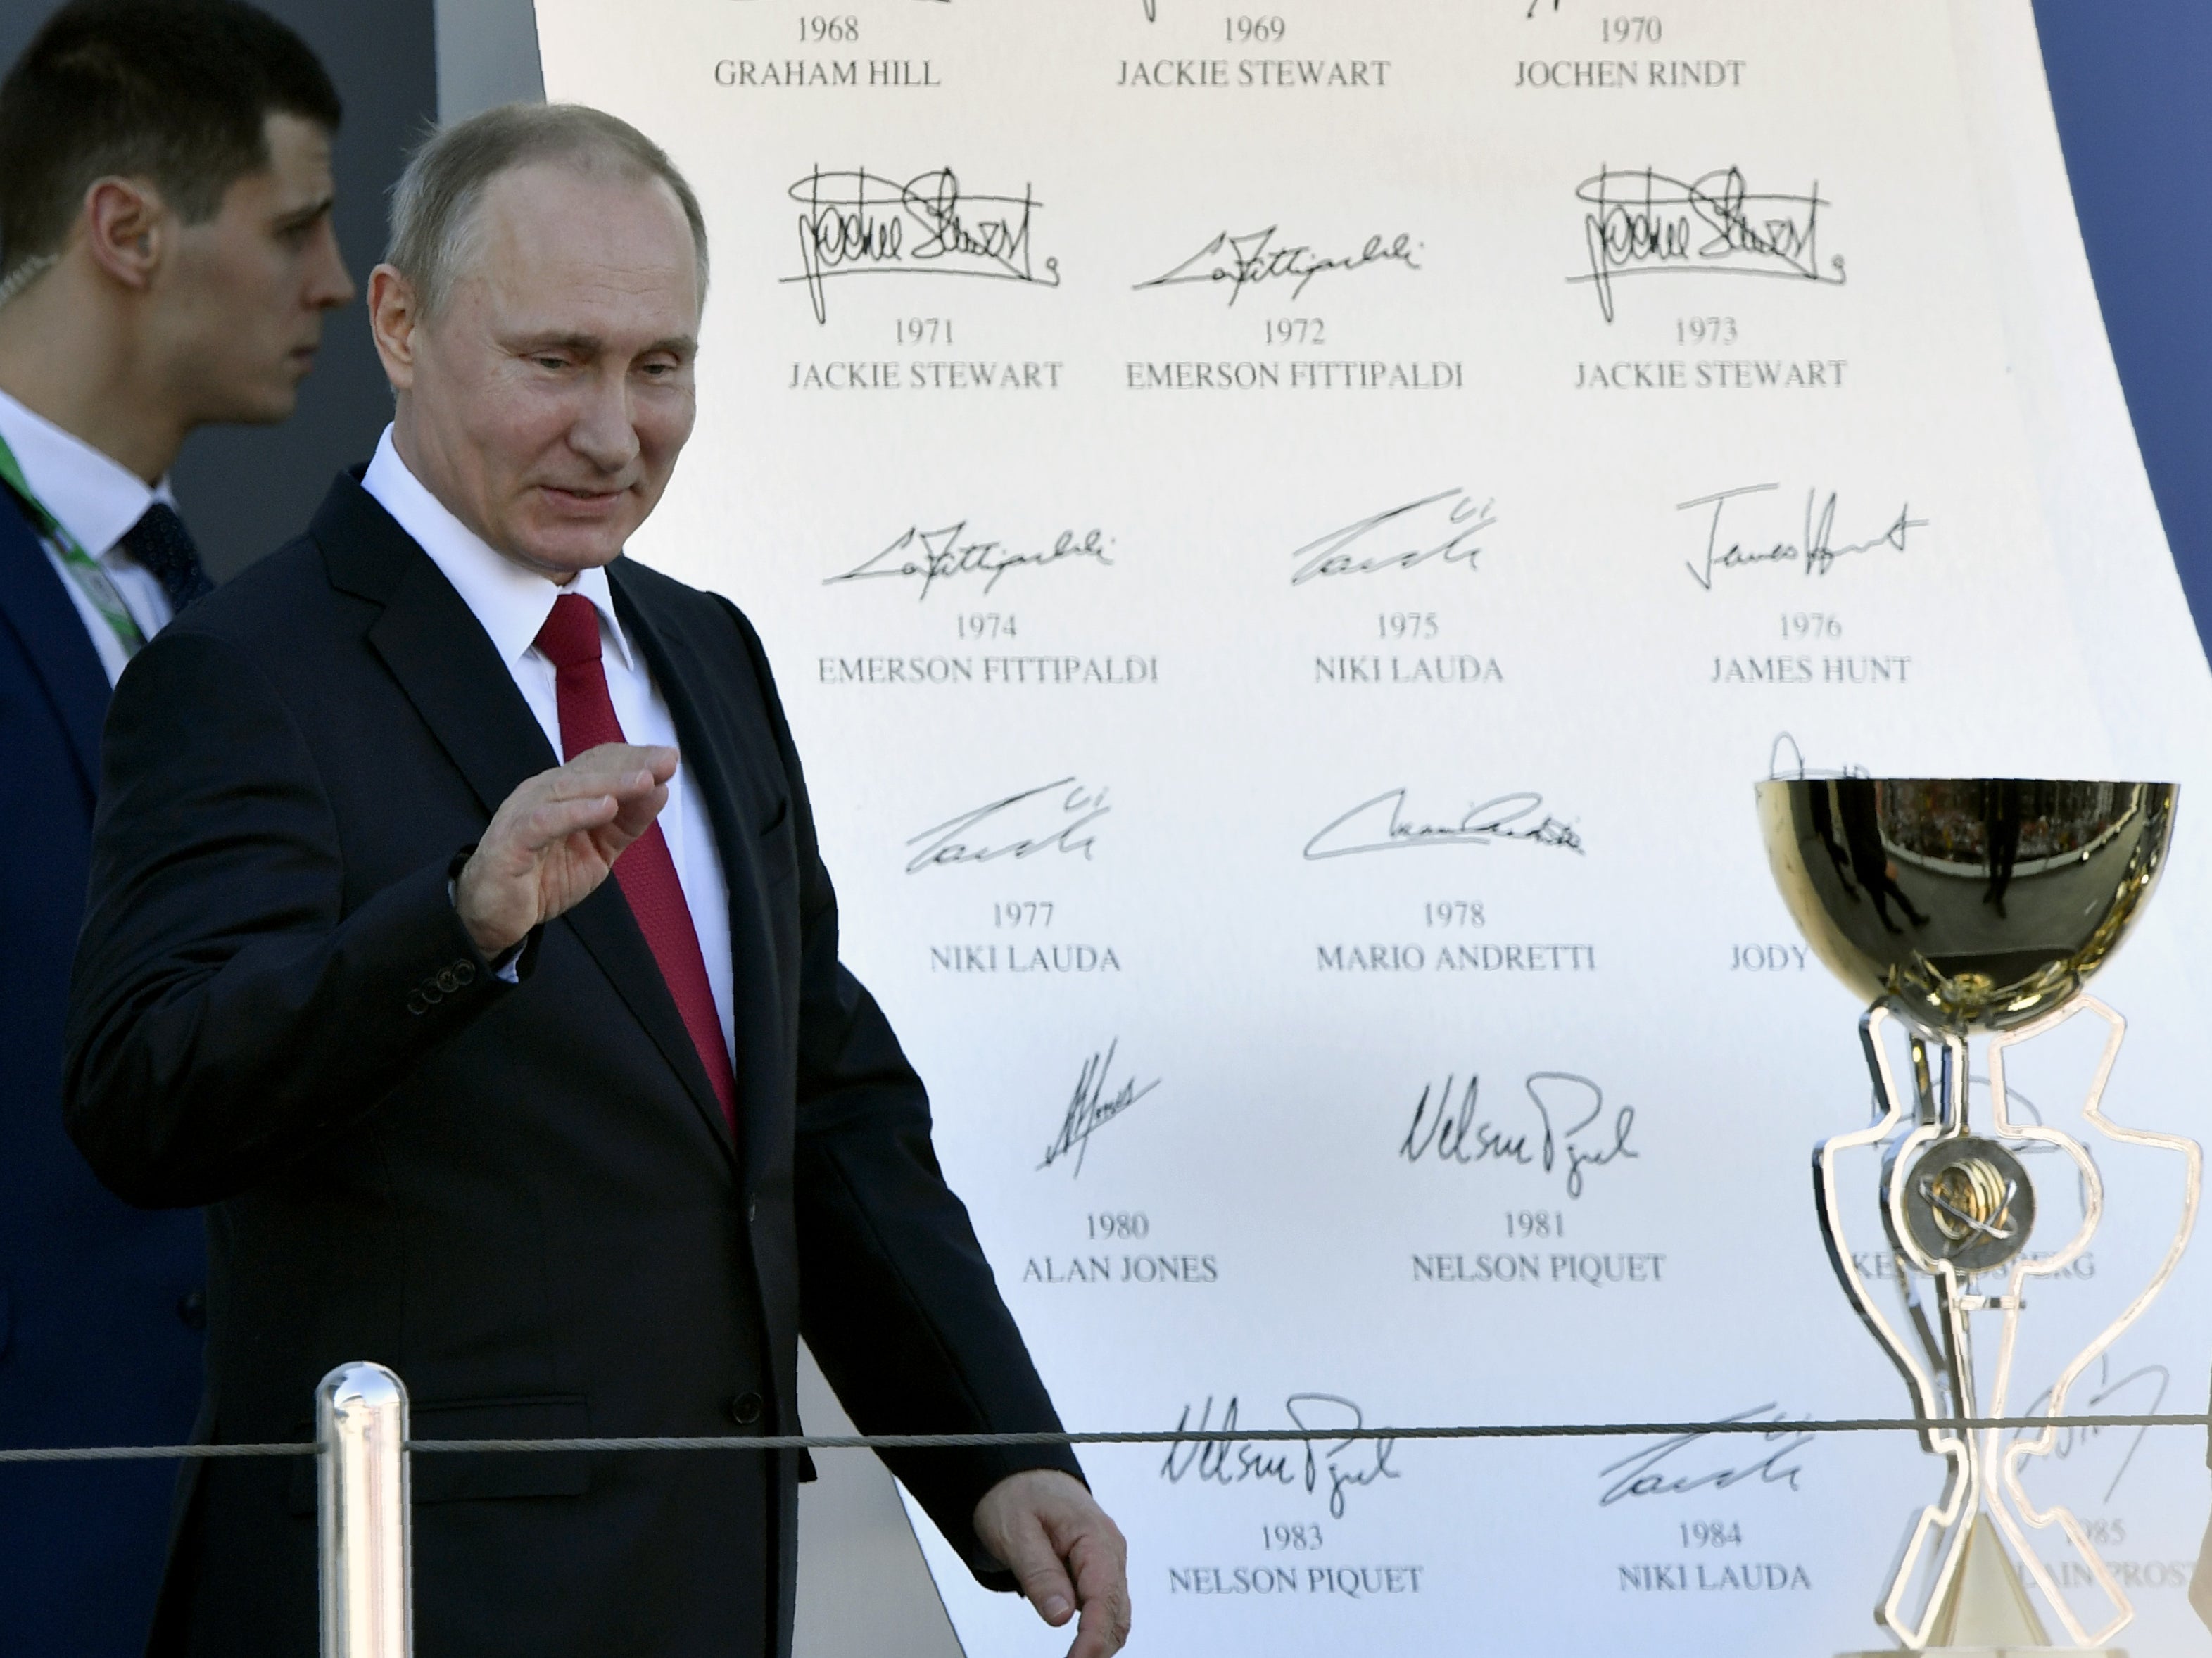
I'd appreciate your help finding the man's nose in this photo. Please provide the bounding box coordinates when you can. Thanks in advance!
[569,372,641,472]
[307,220,355,312]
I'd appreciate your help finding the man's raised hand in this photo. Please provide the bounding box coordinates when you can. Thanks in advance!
[455,742,677,956]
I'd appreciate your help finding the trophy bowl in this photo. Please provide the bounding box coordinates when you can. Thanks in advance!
[1756,778,2175,1034]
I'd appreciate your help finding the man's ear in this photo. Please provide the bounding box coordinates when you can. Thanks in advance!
[367,264,421,391]
[81,176,168,291]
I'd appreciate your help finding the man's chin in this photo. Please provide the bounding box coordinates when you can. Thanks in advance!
[203,383,303,427]
[502,531,627,580]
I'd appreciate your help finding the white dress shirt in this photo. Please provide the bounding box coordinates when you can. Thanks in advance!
[362,424,736,1061]
[0,385,176,684]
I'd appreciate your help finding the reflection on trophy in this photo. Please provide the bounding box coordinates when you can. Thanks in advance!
[1757,779,2198,1655]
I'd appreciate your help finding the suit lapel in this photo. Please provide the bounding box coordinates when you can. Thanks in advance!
[612,563,784,1173]
[314,474,736,1163]
[0,488,110,804]
[560,861,739,1163]
[359,544,555,818]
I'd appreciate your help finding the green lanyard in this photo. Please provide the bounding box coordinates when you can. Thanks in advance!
[0,428,146,656]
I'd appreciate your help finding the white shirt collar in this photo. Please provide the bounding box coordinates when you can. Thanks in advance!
[0,384,175,558]
[360,424,633,672]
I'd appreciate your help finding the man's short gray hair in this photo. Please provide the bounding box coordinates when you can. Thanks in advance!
[386,102,708,319]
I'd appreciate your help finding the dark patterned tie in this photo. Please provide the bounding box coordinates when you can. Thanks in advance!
[120,502,213,616]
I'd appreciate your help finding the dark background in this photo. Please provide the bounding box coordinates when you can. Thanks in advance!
[0,2,2204,627]
[0,0,435,581]
[2034,3,2212,647]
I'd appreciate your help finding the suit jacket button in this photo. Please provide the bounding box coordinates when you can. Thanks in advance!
[727,1391,764,1426]
[747,1199,758,1224]
[176,1290,207,1331]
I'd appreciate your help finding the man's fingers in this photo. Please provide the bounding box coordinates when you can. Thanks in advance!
[1068,1590,1132,1658]
[505,762,664,848]
[971,1471,1127,1657]
[608,780,671,841]
[563,741,678,786]
[543,764,659,806]
[459,749,674,957]
[1064,1522,1129,1605]
[1061,1522,1131,1658]
[998,1514,1079,1628]
[1018,1559,1078,1628]
[517,791,621,853]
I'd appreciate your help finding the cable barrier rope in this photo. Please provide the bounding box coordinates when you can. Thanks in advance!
[5,1412,2211,1465]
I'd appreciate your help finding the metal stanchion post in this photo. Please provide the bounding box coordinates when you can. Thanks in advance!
[316,1362,413,1658]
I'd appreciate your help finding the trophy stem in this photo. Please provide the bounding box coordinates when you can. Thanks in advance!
[1909,1034,1943,1128]
[1815,1006,1976,1648]
[1816,999,2189,1654]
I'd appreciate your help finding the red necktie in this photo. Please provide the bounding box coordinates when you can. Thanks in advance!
[533,593,736,1129]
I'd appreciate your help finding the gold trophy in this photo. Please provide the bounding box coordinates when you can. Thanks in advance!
[1757,778,2197,1655]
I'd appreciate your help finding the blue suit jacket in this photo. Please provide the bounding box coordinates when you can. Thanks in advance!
[0,488,205,1657]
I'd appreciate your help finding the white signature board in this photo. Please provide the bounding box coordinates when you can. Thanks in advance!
[533,3,2212,1652]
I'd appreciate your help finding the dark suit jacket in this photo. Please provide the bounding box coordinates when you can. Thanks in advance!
[0,488,206,1657]
[64,472,1077,1658]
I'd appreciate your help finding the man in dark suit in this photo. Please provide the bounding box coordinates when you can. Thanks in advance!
[0,6,352,1652]
[65,102,1129,1658]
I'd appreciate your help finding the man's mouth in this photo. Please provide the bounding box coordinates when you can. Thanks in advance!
[539,484,627,513]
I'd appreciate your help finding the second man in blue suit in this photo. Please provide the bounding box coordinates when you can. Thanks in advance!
[0,4,354,1652]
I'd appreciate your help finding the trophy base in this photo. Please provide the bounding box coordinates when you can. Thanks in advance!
[1838,1649,2125,1657]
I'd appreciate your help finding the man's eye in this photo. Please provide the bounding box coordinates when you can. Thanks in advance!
[533,356,569,372]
